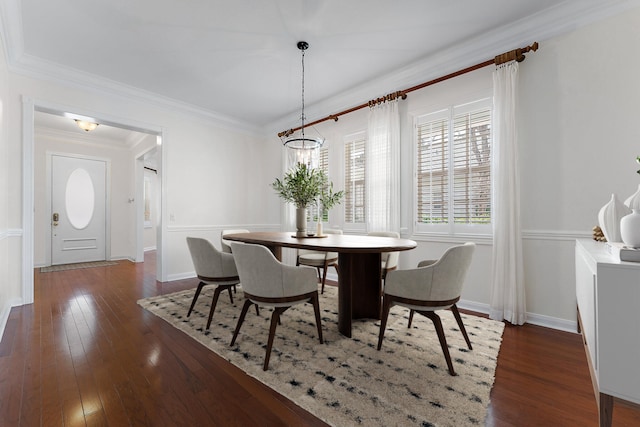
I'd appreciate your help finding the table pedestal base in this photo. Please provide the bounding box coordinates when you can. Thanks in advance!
[338,252,382,337]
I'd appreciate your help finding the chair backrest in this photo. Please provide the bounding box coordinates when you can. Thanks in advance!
[298,228,343,258]
[231,242,317,298]
[186,237,238,279]
[367,231,400,268]
[427,242,475,300]
[387,242,475,302]
[220,229,250,253]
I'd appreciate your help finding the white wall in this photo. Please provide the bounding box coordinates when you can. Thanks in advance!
[0,31,13,335]
[2,6,640,339]
[0,50,282,320]
[311,8,640,331]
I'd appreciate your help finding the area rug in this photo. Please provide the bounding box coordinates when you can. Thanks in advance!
[138,286,504,426]
[40,261,119,273]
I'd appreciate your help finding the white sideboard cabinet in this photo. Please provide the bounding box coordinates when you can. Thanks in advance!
[575,239,640,426]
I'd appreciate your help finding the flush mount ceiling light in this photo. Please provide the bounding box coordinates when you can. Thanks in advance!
[74,119,99,132]
[280,41,324,151]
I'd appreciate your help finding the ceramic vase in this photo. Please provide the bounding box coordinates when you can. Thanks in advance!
[621,185,640,248]
[316,221,323,237]
[620,209,640,248]
[295,207,307,237]
[598,193,629,243]
[624,184,640,210]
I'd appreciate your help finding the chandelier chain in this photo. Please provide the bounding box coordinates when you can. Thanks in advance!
[301,46,305,140]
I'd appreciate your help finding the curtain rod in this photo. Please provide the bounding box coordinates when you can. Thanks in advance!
[278,42,538,138]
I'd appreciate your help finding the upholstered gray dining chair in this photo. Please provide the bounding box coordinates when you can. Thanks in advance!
[296,228,342,293]
[229,242,323,371]
[186,237,241,330]
[220,229,249,294]
[220,229,250,253]
[377,242,476,376]
[367,231,400,280]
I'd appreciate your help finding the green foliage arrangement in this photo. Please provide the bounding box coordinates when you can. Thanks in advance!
[271,163,326,209]
[319,181,345,215]
[271,163,345,213]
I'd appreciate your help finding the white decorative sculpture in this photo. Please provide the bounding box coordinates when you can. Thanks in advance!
[621,185,640,248]
[598,193,629,243]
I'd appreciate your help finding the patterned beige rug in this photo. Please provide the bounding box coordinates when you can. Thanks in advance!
[138,285,504,426]
[40,261,119,273]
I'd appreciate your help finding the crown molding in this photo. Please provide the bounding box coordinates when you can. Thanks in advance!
[0,0,265,138]
[267,0,640,135]
[4,0,640,139]
[0,0,23,65]
[11,53,265,137]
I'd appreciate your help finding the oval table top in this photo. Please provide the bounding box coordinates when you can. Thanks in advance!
[223,231,417,253]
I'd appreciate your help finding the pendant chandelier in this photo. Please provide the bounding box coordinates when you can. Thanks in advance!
[281,41,324,153]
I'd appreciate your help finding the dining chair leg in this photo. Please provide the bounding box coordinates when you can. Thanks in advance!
[408,310,415,328]
[206,286,225,330]
[227,286,234,305]
[230,299,253,346]
[320,260,329,294]
[310,293,324,344]
[450,304,472,350]
[187,281,205,317]
[264,306,289,371]
[422,310,456,376]
[377,295,393,350]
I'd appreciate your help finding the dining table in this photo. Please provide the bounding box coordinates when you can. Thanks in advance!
[223,231,417,337]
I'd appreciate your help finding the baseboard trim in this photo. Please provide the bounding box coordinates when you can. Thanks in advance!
[457,299,578,333]
[168,272,197,282]
[0,298,23,342]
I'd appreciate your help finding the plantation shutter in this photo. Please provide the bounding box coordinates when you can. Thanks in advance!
[416,98,492,229]
[344,135,366,224]
[452,108,491,224]
[416,115,449,224]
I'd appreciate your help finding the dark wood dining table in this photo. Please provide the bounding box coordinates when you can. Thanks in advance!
[223,231,417,337]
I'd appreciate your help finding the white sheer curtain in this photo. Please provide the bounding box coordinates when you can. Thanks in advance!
[489,61,526,325]
[366,100,400,232]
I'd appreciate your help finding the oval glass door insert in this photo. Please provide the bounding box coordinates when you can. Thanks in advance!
[65,168,95,229]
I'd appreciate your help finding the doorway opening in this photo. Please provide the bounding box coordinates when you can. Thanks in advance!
[21,98,166,304]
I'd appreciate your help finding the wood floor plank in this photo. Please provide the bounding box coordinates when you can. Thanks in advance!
[2,251,639,426]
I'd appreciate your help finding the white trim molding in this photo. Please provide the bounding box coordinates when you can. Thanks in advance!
[167,224,281,233]
[458,299,578,333]
[0,229,23,239]
[0,298,22,342]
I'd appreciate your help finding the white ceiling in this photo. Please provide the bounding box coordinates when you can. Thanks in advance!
[2,0,637,135]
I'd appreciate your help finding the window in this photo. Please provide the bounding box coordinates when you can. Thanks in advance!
[415,98,492,233]
[308,147,329,222]
[344,132,366,224]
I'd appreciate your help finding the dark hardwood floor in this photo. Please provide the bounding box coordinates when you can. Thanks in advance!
[1,252,639,426]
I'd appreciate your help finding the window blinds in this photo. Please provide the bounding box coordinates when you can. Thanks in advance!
[416,99,492,227]
[344,135,366,223]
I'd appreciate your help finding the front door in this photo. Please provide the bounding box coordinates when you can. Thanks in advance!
[51,155,107,265]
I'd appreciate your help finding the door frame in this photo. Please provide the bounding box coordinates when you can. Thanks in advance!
[45,152,112,267]
[134,145,159,263]
[21,96,168,305]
